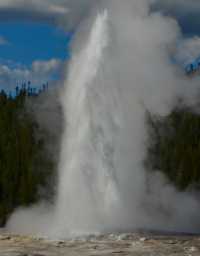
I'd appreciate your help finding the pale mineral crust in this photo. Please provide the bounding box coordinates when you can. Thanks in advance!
[0,232,200,256]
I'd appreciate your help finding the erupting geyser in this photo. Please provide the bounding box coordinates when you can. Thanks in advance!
[54,0,200,236]
[6,0,200,237]
[55,10,122,236]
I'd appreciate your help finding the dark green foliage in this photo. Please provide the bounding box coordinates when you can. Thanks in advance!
[146,100,200,191]
[0,89,54,226]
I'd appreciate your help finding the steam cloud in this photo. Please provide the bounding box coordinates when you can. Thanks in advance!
[5,0,200,237]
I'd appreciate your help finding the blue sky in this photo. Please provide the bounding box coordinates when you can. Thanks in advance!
[0,21,72,91]
[0,21,71,66]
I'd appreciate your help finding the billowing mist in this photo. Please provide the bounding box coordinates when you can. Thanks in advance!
[5,0,200,237]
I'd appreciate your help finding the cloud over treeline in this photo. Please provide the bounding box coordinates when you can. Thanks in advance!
[0,58,63,91]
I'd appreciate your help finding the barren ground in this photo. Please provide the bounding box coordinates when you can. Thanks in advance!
[0,232,200,256]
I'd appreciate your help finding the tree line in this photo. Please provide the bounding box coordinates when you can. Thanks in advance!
[0,86,54,226]
[1,84,200,226]
[145,99,200,191]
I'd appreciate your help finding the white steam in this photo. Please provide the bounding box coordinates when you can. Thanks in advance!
[176,37,200,66]
[6,0,200,237]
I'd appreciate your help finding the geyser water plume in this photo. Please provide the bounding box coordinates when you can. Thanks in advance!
[55,10,122,236]
[6,0,200,237]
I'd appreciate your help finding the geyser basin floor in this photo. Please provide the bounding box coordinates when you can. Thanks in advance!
[0,232,200,256]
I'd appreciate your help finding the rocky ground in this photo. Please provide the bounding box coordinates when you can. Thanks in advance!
[0,232,200,256]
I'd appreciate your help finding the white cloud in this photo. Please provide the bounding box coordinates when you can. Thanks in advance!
[0,36,9,45]
[0,58,63,91]
[0,0,68,15]
[32,59,62,75]
[153,0,200,16]
[0,0,96,28]
[0,0,199,27]
[175,37,200,66]
[155,0,200,10]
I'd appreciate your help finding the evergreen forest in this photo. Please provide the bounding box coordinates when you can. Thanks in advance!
[1,84,200,226]
[0,87,54,226]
